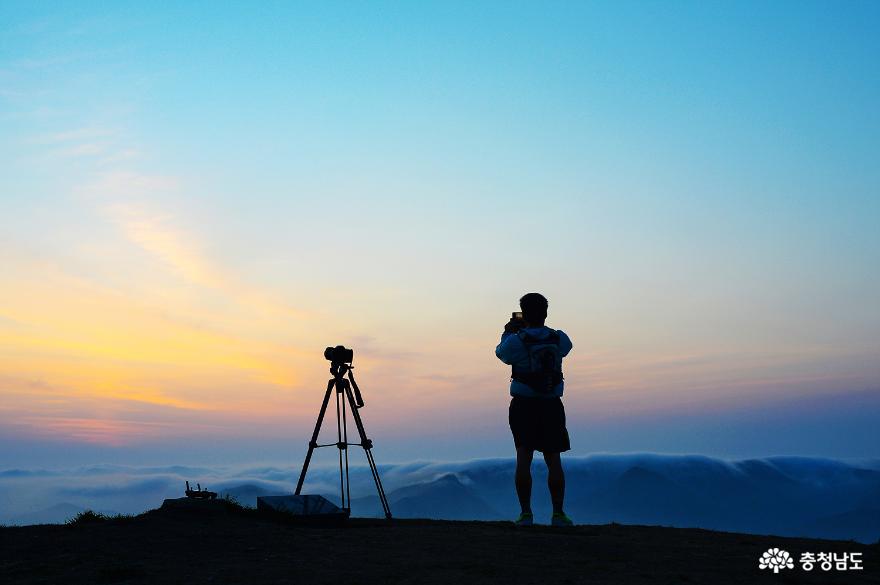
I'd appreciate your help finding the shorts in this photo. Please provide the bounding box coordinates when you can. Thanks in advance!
[508,395,571,453]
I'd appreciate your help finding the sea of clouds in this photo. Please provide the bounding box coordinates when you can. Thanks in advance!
[2,454,878,543]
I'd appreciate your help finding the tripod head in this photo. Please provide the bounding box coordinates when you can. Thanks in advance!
[329,360,350,378]
[326,347,364,409]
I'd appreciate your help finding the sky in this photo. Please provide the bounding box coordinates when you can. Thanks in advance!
[1,1,878,469]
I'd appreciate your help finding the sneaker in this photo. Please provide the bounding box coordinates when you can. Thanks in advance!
[514,512,534,526]
[551,512,574,527]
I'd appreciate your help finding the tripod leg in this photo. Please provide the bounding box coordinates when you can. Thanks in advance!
[335,381,345,509]
[295,378,335,495]
[341,380,352,512]
[344,384,393,519]
[364,448,392,519]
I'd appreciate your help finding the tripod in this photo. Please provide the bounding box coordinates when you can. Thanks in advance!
[295,361,392,519]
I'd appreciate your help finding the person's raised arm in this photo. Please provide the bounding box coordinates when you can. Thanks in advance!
[495,320,520,364]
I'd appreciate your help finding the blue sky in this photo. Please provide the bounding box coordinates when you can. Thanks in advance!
[1,1,878,467]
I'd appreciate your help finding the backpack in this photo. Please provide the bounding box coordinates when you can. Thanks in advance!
[511,329,564,394]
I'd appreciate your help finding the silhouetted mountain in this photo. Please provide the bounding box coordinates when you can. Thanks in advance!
[337,473,502,520]
[800,508,880,544]
[3,454,878,542]
[324,454,880,542]
[9,503,85,525]
[390,473,501,520]
[440,455,880,542]
[581,465,714,527]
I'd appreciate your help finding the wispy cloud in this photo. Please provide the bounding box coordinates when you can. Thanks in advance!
[58,142,108,158]
[9,54,82,70]
[0,204,308,445]
[78,170,307,324]
[17,417,175,446]
[29,126,118,145]
[0,374,218,445]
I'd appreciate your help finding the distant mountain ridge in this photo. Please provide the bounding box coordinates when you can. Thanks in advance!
[341,472,501,520]
[8,503,86,525]
[7,503,121,525]
[310,455,880,543]
[2,454,878,542]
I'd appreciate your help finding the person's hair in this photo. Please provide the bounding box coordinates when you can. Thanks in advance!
[519,292,548,323]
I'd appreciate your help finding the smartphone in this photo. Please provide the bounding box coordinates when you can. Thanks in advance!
[512,311,523,321]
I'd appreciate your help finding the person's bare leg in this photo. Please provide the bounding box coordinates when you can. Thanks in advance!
[515,448,534,514]
[543,451,565,514]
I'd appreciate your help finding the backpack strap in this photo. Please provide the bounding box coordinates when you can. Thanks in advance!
[518,329,560,346]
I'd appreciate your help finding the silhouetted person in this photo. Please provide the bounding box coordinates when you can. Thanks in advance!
[495,292,573,526]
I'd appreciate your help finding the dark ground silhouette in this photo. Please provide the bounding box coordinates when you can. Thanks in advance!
[1,503,876,584]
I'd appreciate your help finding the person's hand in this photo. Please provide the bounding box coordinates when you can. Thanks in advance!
[504,319,523,334]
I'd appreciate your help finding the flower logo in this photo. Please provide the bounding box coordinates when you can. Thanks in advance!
[759,548,794,573]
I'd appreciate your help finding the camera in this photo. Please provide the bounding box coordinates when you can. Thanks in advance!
[509,311,526,332]
[324,345,354,364]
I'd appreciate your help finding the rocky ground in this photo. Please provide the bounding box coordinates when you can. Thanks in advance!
[1,501,876,584]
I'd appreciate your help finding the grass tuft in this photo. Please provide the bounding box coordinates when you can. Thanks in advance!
[222,494,260,518]
[66,510,137,526]
[67,510,108,525]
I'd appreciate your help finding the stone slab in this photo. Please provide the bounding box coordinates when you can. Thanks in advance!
[256,495,349,519]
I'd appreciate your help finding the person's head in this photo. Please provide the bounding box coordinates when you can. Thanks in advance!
[519,292,548,326]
